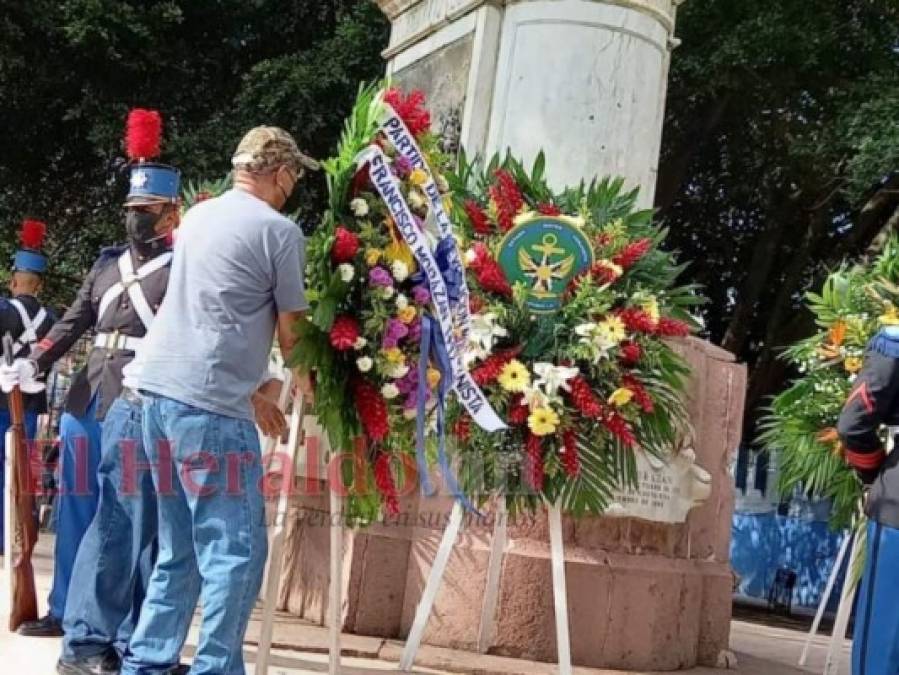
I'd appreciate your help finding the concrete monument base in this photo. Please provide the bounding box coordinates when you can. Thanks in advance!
[275,338,745,670]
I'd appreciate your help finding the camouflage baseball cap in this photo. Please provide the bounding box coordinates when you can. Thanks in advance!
[231,126,320,174]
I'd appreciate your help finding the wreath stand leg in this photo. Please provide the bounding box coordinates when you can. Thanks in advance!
[477,498,508,653]
[255,377,297,675]
[799,530,851,667]
[547,502,573,675]
[824,529,862,675]
[328,474,344,675]
[400,500,465,671]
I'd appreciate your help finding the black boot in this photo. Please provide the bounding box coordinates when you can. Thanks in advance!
[17,613,63,637]
[56,648,121,675]
[164,666,190,675]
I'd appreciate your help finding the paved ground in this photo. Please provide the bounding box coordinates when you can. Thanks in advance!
[1,536,851,674]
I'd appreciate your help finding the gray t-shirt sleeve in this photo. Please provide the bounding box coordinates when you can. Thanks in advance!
[273,227,308,313]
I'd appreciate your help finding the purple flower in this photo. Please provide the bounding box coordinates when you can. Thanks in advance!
[407,316,422,343]
[393,155,413,178]
[369,266,393,288]
[396,369,419,395]
[412,285,431,305]
[382,318,409,349]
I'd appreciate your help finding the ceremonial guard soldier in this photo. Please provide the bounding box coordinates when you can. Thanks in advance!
[0,219,55,553]
[1,109,180,640]
[837,325,899,675]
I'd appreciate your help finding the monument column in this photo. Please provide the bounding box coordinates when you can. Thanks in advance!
[377,0,685,205]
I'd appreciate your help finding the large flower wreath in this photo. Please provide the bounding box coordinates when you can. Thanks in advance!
[759,238,899,530]
[295,85,700,522]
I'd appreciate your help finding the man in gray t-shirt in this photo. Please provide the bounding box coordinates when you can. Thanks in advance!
[122,127,318,675]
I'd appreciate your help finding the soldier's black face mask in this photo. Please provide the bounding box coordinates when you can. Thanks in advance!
[125,209,164,245]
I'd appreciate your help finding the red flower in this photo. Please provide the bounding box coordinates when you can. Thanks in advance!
[353,379,390,442]
[374,452,400,516]
[603,412,636,447]
[612,238,652,270]
[622,374,654,413]
[507,395,530,425]
[469,294,486,314]
[590,261,621,286]
[468,242,491,273]
[331,227,359,264]
[453,416,471,442]
[464,200,492,236]
[656,317,690,337]
[619,341,642,366]
[617,307,657,334]
[567,376,605,419]
[595,232,614,248]
[524,433,545,491]
[537,202,562,216]
[472,350,517,386]
[561,429,580,477]
[477,260,512,297]
[329,315,360,351]
[489,170,524,231]
[351,163,371,196]
[384,88,431,138]
[195,191,212,203]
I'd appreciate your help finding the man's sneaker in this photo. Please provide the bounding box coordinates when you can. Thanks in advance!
[17,613,63,637]
[164,666,190,675]
[56,649,121,675]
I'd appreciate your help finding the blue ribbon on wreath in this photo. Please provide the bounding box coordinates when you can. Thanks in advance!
[412,236,478,513]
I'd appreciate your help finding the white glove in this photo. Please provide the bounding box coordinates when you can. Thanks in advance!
[0,359,44,394]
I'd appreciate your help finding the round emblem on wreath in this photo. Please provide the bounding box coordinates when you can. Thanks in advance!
[497,216,594,313]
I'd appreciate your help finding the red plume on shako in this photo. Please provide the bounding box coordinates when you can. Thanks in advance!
[126,109,162,161]
[19,219,47,251]
[13,219,49,274]
[123,108,180,207]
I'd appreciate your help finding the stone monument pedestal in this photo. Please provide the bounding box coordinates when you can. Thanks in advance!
[276,339,745,670]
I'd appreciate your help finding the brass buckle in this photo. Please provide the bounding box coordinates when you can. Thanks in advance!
[106,330,120,350]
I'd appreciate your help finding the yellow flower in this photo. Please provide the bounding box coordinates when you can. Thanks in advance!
[383,348,405,364]
[365,249,382,266]
[498,359,531,393]
[608,388,634,407]
[398,306,417,324]
[409,168,428,186]
[880,304,899,326]
[528,407,560,436]
[642,296,660,323]
[427,367,441,389]
[597,315,627,344]
[443,195,453,213]
[844,356,863,374]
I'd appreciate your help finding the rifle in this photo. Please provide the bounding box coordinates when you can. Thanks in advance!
[4,333,38,631]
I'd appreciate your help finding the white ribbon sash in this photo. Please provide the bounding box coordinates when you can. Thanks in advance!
[358,146,506,433]
[379,107,473,349]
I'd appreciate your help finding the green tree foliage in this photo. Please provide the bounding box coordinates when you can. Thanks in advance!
[0,0,387,307]
[660,0,899,436]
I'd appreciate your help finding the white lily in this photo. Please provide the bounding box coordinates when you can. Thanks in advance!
[469,313,508,356]
[575,322,616,361]
[533,362,580,398]
[521,385,551,411]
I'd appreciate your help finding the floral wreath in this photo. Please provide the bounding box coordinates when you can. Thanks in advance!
[295,85,700,523]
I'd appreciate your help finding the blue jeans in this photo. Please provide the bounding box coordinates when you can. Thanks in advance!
[122,393,267,675]
[63,396,157,660]
[0,409,39,555]
[853,520,899,675]
[49,397,103,620]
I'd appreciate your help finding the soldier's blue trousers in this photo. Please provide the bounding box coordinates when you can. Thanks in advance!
[62,396,157,659]
[48,397,102,620]
[853,520,899,675]
[0,409,39,555]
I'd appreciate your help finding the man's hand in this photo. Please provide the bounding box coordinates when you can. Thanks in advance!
[0,359,43,394]
[252,379,287,438]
